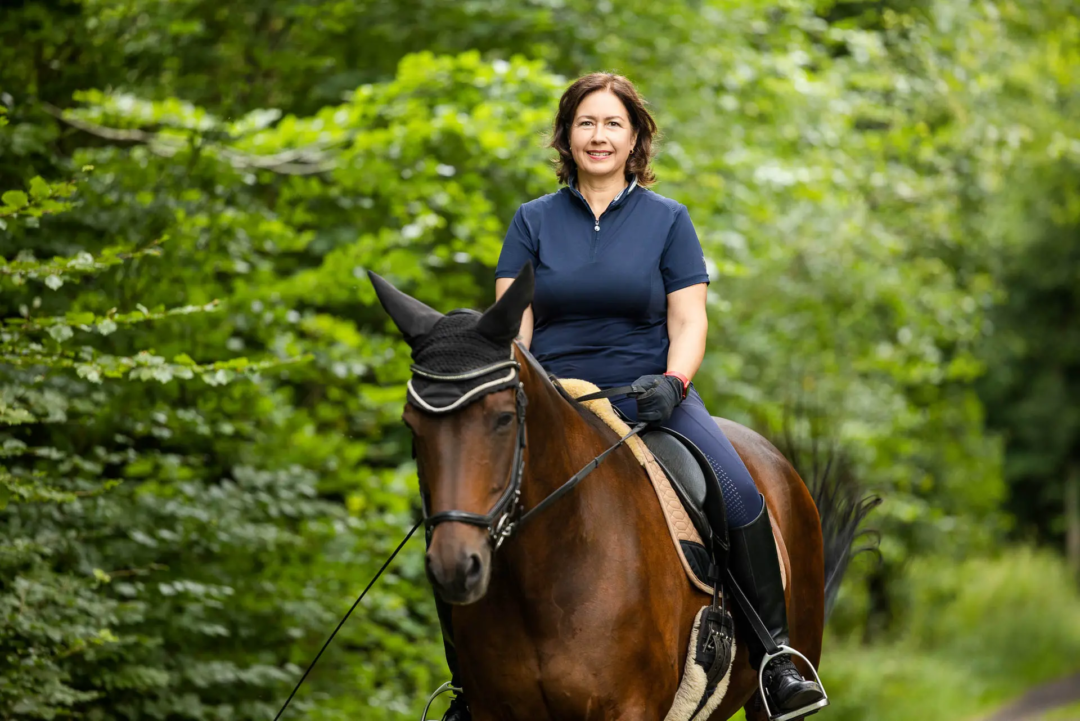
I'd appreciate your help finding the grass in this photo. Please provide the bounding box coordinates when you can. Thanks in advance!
[1042,700,1080,720]
[814,547,1080,721]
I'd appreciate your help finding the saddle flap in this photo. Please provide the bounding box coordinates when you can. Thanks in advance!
[644,426,730,559]
[642,431,711,542]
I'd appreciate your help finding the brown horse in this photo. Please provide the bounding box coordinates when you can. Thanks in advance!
[372,266,868,721]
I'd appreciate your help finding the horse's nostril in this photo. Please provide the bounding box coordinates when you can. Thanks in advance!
[463,553,483,587]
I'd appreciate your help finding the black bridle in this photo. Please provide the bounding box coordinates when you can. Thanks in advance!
[411,356,645,551]
[419,369,529,550]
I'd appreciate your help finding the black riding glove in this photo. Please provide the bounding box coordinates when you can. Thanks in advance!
[631,374,685,424]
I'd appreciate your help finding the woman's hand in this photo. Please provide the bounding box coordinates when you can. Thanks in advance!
[631,374,685,423]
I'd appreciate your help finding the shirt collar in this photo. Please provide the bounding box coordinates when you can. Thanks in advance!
[569,173,638,205]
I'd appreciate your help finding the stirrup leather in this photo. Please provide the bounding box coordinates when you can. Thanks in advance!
[758,646,829,721]
[421,681,462,721]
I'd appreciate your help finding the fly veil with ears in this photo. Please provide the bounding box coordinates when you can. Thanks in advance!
[368,264,535,548]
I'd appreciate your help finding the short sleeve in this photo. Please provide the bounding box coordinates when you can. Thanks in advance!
[661,204,710,293]
[495,206,538,279]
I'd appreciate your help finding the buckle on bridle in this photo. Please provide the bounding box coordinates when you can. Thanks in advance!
[491,510,517,551]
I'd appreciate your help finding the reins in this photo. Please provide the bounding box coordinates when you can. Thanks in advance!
[272,518,423,721]
[517,421,646,528]
[274,380,647,719]
[414,353,648,552]
[516,382,647,529]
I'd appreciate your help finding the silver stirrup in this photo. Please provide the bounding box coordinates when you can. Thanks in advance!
[758,645,830,721]
[421,681,462,721]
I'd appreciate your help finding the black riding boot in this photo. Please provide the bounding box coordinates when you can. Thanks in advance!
[434,595,471,721]
[729,499,826,720]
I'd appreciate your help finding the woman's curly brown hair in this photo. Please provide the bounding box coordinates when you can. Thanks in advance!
[549,73,660,188]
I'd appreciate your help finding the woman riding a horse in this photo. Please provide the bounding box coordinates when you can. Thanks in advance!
[375,73,833,721]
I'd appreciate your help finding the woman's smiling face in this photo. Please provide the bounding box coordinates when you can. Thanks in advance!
[570,89,637,183]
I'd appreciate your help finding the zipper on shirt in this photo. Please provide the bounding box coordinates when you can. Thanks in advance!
[592,217,600,260]
[568,175,637,259]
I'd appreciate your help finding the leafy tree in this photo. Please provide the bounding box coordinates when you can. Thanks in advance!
[2,0,1080,717]
[0,167,292,717]
[972,0,1080,562]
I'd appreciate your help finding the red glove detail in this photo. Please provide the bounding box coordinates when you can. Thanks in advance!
[664,371,690,399]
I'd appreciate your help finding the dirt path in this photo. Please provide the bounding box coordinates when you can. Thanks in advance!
[981,674,1080,721]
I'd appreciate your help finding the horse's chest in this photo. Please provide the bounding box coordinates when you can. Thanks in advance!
[455,487,690,718]
[457,577,681,720]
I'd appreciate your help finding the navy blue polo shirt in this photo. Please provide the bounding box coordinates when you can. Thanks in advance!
[495,179,710,388]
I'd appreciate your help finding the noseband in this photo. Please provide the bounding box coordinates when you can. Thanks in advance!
[409,352,644,552]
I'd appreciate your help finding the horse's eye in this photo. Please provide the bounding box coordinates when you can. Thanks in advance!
[494,412,515,430]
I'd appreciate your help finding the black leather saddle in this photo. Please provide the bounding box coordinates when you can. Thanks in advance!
[640,426,731,580]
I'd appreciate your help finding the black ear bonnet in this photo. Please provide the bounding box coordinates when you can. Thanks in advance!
[407,310,520,413]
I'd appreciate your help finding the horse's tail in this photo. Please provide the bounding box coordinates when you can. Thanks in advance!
[808,455,881,619]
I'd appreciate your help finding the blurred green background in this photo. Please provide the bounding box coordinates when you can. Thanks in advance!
[2,0,1079,719]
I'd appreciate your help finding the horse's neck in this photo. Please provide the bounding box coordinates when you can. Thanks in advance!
[470,348,659,663]
[522,391,583,502]
[513,346,602,508]
[508,346,641,564]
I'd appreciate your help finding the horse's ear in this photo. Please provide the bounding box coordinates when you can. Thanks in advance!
[477,263,534,345]
[368,271,444,346]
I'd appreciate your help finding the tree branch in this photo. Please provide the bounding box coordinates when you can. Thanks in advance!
[42,103,339,175]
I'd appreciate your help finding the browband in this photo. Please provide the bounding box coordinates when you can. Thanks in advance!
[411,359,520,382]
[407,353,521,414]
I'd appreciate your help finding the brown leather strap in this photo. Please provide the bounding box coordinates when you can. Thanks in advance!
[516,422,647,528]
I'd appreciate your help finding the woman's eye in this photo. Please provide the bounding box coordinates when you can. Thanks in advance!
[494,412,514,430]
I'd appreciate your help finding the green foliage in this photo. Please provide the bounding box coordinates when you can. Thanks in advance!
[2,21,562,717]
[972,6,1080,539]
[0,152,318,718]
[823,548,1080,720]
[0,161,317,716]
[1,0,1078,717]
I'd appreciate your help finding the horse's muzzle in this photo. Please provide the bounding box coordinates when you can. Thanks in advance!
[426,525,492,605]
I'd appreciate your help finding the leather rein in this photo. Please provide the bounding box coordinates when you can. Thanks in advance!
[413,358,646,550]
